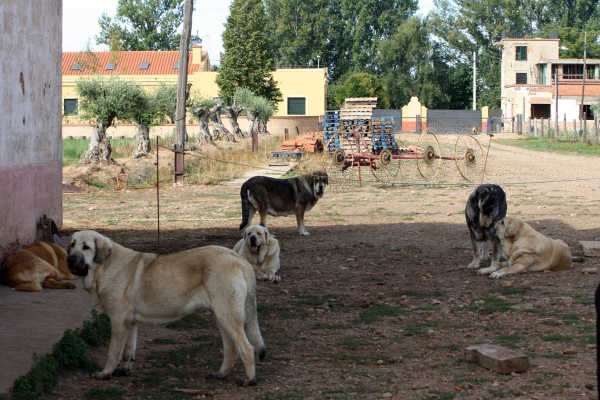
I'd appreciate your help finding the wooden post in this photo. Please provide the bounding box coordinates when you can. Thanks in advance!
[595,116,598,142]
[563,113,567,138]
[252,131,258,153]
[284,128,289,140]
[573,119,577,140]
[174,0,193,185]
[541,118,544,138]
[534,118,537,137]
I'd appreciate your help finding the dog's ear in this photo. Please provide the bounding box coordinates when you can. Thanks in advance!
[489,187,496,193]
[321,171,329,185]
[93,236,113,264]
[502,218,519,238]
[263,227,269,243]
[244,227,249,241]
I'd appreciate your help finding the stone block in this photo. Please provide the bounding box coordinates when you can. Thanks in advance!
[464,344,529,374]
[580,241,600,257]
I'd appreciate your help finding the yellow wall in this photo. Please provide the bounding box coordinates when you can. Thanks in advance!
[62,67,327,122]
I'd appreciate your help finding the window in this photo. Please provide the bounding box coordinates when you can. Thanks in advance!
[173,61,179,70]
[72,62,83,71]
[587,65,595,79]
[140,62,150,70]
[64,99,78,116]
[516,46,527,61]
[106,62,115,70]
[516,72,528,84]
[564,64,583,79]
[287,97,306,115]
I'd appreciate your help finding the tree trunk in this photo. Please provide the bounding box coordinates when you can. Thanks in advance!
[211,112,236,142]
[262,121,270,135]
[80,122,113,164]
[195,108,215,145]
[246,113,258,136]
[224,106,245,138]
[132,124,151,158]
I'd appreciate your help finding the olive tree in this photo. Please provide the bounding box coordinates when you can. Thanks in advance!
[188,94,219,145]
[75,76,144,163]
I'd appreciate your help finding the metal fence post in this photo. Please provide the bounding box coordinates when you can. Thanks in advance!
[416,115,422,134]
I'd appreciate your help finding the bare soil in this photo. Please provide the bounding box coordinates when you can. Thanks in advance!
[23,138,600,399]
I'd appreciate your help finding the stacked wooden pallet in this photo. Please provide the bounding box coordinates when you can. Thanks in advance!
[324,111,340,152]
[339,97,377,120]
[371,116,399,155]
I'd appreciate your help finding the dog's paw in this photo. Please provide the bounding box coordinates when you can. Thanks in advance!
[268,275,281,282]
[477,267,495,275]
[68,283,77,289]
[489,271,503,279]
[467,261,480,269]
[237,378,257,387]
[206,373,227,380]
[298,231,310,236]
[112,368,130,377]
[92,371,111,380]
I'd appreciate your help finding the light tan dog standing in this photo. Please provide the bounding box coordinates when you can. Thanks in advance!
[0,242,77,291]
[234,226,281,282]
[67,230,265,386]
[478,216,572,279]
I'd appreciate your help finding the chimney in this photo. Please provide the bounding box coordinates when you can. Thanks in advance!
[192,44,203,66]
[549,30,559,39]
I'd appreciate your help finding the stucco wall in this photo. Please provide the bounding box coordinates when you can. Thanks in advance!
[0,1,63,248]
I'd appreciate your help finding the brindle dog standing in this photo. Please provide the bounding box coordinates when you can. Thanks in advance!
[465,184,507,270]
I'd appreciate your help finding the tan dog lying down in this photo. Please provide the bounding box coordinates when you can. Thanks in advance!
[234,225,281,282]
[478,216,572,279]
[67,230,265,386]
[0,242,77,291]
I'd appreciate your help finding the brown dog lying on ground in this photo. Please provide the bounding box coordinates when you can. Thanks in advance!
[234,225,281,282]
[478,216,572,279]
[0,242,77,291]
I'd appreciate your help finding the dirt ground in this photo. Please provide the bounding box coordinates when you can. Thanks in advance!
[18,137,600,399]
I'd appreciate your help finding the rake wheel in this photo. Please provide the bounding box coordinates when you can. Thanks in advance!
[324,135,357,192]
[415,132,442,181]
[454,135,485,183]
[371,149,401,183]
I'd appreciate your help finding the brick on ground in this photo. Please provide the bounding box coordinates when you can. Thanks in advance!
[580,241,600,257]
[464,344,529,374]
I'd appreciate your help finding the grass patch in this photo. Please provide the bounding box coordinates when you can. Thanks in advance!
[494,334,522,349]
[165,312,206,330]
[359,305,405,323]
[338,336,370,349]
[496,137,600,157]
[543,334,574,342]
[84,387,125,400]
[497,288,525,296]
[461,296,513,313]
[487,388,509,398]
[403,322,437,336]
[11,311,111,400]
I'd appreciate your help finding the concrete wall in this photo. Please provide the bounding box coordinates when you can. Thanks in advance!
[0,1,63,248]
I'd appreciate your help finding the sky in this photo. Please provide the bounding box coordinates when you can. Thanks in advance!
[63,0,436,64]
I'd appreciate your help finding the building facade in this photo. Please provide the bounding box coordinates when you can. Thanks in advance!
[62,46,328,126]
[495,37,600,123]
[0,0,63,249]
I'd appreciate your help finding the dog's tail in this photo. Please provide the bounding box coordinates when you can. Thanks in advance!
[243,270,266,361]
[239,183,250,232]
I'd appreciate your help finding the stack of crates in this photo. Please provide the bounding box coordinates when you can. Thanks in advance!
[371,116,399,155]
[323,111,340,152]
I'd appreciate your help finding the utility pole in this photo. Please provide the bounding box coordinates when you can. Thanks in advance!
[555,70,559,137]
[580,31,588,122]
[472,51,477,110]
[174,0,194,185]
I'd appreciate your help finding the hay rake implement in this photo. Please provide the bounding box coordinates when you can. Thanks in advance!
[321,130,490,191]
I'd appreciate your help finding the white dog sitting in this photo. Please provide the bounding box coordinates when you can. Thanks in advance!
[234,225,281,282]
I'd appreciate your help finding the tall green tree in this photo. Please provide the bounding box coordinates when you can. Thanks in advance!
[264,0,329,68]
[217,0,283,107]
[96,0,185,51]
[330,72,390,109]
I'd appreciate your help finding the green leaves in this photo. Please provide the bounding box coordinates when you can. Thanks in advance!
[331,72,390,109]
[75,76,177,128]
[95,0,185,51]
[216,0,282,107]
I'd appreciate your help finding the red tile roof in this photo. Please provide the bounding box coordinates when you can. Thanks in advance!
[62,49,207,76]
